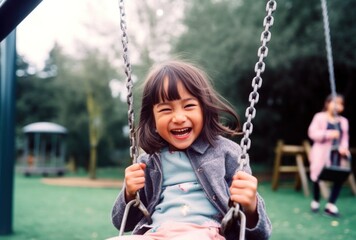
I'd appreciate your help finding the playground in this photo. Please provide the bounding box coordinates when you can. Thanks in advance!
[1,0,356,239]
[0,167,354,240]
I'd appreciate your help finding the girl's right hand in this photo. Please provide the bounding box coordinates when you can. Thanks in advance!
[124,163,146,202]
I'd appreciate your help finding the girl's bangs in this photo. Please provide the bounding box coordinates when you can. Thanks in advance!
[153,69,182,104]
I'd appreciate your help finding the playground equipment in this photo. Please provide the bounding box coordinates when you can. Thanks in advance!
[304,141,356,199]
[0,0,42,41]
[318,0,352,184]
[19,122,67,176]
[1,1,43,234]
[272,140,310,197]
[272,140,356,198]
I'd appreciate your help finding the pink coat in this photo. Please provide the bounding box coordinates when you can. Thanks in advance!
[307,112,349,181]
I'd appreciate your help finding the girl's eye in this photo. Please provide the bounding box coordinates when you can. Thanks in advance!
[185,104,196,109]
[158,108,171,112]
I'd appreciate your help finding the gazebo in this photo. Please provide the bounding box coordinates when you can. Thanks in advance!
[20,122,67,176]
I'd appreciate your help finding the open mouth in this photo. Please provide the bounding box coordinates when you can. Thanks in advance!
[170,127,192,136]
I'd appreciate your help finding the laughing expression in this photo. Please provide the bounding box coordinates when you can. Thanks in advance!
[153,80,203,151]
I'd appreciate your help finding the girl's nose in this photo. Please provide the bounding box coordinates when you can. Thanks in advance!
[172,113,187,123]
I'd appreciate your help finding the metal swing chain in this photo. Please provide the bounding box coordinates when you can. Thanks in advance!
[321,0,336,100]
[221,1,277,239]
[118,0,151,236]
[119,0,138,164]
[238,0,277,171]
[320,0,338,117]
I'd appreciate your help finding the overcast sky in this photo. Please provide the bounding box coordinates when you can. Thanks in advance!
[16,0,129,69]
[16,0,185,70]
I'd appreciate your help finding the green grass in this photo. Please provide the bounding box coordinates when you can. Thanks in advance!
[0,170,121,240]
[260,181,356,240]
[0,169,355,240]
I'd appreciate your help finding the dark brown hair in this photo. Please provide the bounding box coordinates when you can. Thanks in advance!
[137,60,241,154]
[323,93,344,111]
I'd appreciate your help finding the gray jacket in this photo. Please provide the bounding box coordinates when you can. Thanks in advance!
[112,136,272,239]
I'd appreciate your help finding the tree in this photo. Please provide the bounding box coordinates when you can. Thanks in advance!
[174,0,356,163]
[75,46,125,179]
[16,42,130,175]
[16,54,60,151]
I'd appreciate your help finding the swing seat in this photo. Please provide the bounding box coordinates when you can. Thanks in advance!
[319,151,352,184]
[318,146,353,184]
[318,166,351,184]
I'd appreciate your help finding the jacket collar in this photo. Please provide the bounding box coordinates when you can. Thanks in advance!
[189,135,211,155]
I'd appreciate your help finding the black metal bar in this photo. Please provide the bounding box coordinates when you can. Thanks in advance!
[0,30,16,235]
[0,0,43,42]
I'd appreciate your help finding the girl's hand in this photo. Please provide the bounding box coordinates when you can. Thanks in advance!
[338,148,350,157]
[124,163,146,202]
[328,129,340,139]
[229,171,258,215]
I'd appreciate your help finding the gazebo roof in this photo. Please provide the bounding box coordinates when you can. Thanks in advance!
[23,122,67,134]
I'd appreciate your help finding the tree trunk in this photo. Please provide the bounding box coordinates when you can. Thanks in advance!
[86,91,101,180]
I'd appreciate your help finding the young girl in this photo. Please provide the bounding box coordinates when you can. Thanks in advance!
[111,60,272,239]
[308,94,350,217]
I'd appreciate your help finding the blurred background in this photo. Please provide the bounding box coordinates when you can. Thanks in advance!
[1,0,355,239]
[14,0,356,171]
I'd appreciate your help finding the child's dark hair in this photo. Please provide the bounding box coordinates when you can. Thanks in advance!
[323,93,344,111]
[137,60,241,154]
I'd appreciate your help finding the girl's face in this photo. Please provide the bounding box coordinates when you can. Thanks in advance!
[327,96,344,115]
[153,79,203,151]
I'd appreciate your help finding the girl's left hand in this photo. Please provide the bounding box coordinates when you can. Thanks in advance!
[229,171,258,215]
[338,148,350,157]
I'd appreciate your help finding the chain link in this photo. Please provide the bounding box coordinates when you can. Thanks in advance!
[119,0,138,164]
[237,0,277,170]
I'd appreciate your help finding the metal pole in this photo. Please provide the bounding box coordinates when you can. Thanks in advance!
[0,30,16,235]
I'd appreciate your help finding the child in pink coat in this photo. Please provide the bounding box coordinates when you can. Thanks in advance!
[308,94,350,217]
